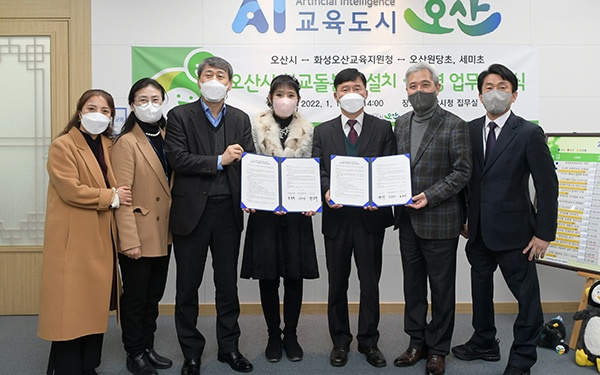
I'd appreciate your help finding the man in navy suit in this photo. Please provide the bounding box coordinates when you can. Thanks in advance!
[165,56,255,374]
[451,64,558,375]
[312,68,396,368]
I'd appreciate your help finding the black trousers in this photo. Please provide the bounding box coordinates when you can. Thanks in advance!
[47,334,103,375]
[398,215,458,356]
[174,197,242,359]
[119,248,171,355]
[466,230,543,370]
[259,278,303,337]
[324,210,384,349]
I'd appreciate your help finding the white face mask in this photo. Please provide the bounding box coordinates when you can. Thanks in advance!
[481,90,513,115]
[134,103,163,123]
[338,93,365,114]
[200,79,228,102]
[80,112,111,135]
[272,98,297,118]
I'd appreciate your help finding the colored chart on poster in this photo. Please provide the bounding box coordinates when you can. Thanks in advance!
[541,134,600,274]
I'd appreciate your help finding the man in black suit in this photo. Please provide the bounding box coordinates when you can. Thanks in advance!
[312,68,396,368]
[393,62,472,375]
[451,63,558,375]
[164,56,255,375]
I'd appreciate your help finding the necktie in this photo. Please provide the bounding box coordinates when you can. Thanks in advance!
[347,119,358,146]
[485,122,497,162]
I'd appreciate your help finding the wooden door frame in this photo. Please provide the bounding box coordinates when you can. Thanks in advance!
[0,0,91,314]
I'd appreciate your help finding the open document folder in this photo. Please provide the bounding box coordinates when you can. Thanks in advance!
[241,152,322,213]
[329,154,412,208]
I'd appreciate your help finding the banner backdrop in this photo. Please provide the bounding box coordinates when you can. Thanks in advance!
[91,0,597,305]
[132,45,538,124]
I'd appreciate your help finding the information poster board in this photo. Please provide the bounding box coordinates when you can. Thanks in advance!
[541,133,600,274]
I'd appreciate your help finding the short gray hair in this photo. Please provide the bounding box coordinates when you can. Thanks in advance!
[196,56,233,80]
[405,62,440,87]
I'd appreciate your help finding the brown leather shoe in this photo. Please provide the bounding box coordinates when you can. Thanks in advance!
[425,354,445,375]
[393,347,428,367]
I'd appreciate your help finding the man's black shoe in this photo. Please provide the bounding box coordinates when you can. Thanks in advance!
[358,346,387,367]
[329,346,348,367]
[126,352,157,375]
[180,358,200,375]
[451,339,501,361]
[217,351,253,372]
[503,365,531,375]
[145,348,173,369]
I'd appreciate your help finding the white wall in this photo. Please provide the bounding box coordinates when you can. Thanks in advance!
[91,0,600,305]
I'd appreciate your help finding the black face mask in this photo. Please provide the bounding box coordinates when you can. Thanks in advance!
[408,91,438,114]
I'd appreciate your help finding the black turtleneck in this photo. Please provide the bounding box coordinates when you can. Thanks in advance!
[79,128,109,187]
[138,121,169,177]
[80,127,101,156]
[273,112,293,148]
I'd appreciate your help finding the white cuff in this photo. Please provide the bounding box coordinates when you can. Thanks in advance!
[110,187,120,209]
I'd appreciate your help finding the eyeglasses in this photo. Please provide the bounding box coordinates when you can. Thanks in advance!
[134,97,162,107]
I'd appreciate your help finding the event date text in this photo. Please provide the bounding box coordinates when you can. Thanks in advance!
[299,99,385,108]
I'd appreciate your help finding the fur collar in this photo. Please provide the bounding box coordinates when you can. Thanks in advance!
[252,110,313,157]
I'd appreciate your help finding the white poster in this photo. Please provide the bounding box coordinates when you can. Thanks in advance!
[133,45,539,126]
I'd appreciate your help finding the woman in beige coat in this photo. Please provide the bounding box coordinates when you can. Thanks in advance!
[38,89,132,375]
[111,78,173,375]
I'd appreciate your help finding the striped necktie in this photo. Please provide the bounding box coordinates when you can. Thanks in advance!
[347,119,358,145]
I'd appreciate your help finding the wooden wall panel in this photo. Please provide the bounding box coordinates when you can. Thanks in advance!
[0,250,43,315]
[0,0,71,18]
[68,0,91,112]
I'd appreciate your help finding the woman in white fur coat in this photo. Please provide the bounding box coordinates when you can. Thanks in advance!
[241,75,319,363]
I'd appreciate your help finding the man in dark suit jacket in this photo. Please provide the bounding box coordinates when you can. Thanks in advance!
[393,62,472,375]
[451,64,558,375]
[312,68,396,369]
[164,56,256,375]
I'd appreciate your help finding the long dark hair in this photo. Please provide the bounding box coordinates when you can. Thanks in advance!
[60,89,115,137]
[119,78,167,137]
